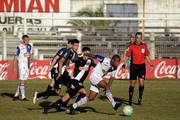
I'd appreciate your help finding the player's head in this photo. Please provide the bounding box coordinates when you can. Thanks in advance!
[71,39,79,52]
[67,39,73,48]
[111,54,120,69]
[135,32,143,44]
[129,33,135,44]
[22,35,29,45]
[82,47,91,60]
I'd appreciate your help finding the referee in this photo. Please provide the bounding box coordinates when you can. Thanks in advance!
[123,32,154,105]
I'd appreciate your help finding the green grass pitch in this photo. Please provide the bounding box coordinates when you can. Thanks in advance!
[0,79,180,120]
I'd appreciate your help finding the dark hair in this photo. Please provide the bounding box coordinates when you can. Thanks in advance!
[71,39,79,44]
[68,39,73,44]
[135,32,142,38]
[22,35,29,39]
[111,54,120,60]
[82,47,91,52]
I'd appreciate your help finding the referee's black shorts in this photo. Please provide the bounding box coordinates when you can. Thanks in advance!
[130,63,146,80]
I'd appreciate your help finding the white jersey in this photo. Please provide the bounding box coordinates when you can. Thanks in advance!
[16,43,32,68]
[16,43,32,80]
[90,55,116,86]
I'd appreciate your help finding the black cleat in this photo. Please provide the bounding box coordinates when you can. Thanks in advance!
[67,105,75,115]
[13,96,19,101]
[22,98,29,101]
[137,98,142,105]
[113,102,122,110]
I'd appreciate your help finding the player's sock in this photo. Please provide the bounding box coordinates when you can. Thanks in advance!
[139,86,144,100]
[75,93,86,102]
[14,85,20,97]
[20,84,25,99]
[72,96,88,109]
[105,89,116,107]
[37,91,47,98]
[129,86,134,104]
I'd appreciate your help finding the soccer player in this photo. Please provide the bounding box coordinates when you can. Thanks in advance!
[123,32,154,105]
[67,55,122,114]
[33,39,79,104]
[43,47,96,113]
[13,35,33,101]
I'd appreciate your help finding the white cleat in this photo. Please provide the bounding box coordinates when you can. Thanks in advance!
[33,92,38,104]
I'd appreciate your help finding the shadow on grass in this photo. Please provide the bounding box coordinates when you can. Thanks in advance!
[98,95,137,105]
[1,92,14,98]
[27,101,52,111]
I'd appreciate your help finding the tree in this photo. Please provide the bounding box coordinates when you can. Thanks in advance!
[67,5,109,26]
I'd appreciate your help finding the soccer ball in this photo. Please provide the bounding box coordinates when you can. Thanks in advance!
[123,105,133,116]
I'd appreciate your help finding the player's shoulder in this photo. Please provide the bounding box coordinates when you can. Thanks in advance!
[27,44,32,49]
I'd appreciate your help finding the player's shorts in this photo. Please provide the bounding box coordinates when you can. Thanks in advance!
[89,72,103,93]
[18,66,29,80]
[130,63,146,80]
[90,72,103,86]
[90,83,100,93]
[54,71,71,90]
[67,80,84,98]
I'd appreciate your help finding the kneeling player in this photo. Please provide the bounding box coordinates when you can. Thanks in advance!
[67,55,121,114]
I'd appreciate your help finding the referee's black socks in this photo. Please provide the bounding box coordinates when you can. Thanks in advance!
[139,86,144,100]
[129,86,134,105]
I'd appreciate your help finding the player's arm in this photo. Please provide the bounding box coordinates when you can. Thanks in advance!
[145,44,154,70]
[13,46,20,72]
[146,56,153,67]
[49,55,60,71]
[13,55,18,72]
[57,57,65,78]
[57,49,70,78]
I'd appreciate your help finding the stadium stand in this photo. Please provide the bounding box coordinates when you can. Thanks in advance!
[0,26,180,59]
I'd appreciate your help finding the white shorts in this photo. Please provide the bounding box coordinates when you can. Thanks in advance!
[90,72,103,85]
[18,66,29,80]
[90,84,100,93]
[89,73,103,93]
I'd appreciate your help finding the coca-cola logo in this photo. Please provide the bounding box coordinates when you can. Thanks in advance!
[154,61,180,79]
[0,63,9,80]
[116,63,129,79]
[29,62,50,79]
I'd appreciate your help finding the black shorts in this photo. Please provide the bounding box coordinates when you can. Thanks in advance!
[54,71,71,89]
[130,63,146,80]
[67,80,84,98]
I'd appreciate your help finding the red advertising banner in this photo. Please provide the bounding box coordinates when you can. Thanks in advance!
[0,59,179,80]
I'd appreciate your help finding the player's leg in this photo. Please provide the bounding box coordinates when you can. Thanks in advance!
[13,83,21,100]
[129,80,137,105]
[97,80,121,110]
[138,78,144,105]
[137,64,146,105]
[19,80,28,100]
[129,64,138,105]
[68,87,98,114]
[75,88,87,102]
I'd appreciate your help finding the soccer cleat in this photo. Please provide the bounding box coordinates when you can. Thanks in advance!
[33,92,38,104]
[66,105,75,115]
[13,96,19,101]
[22,98,29,101]
[137,98,142,105]
[113,102,122,110]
